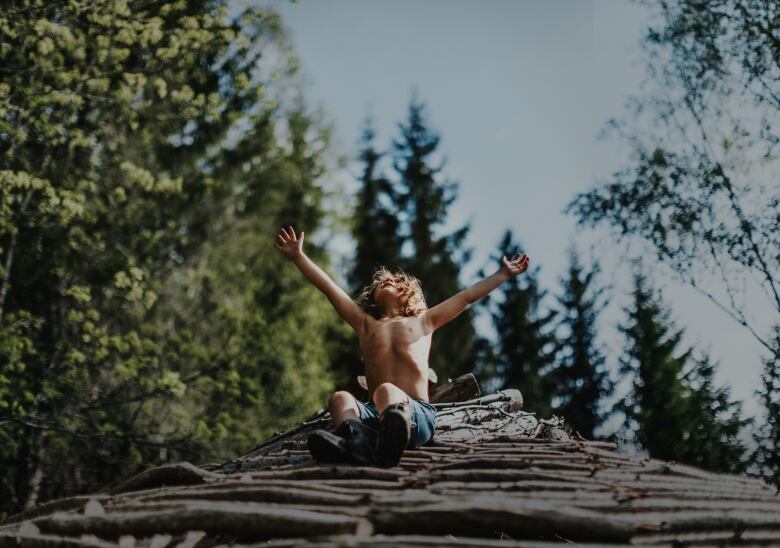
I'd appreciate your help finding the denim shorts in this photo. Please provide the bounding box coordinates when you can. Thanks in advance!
[356,397,437,449]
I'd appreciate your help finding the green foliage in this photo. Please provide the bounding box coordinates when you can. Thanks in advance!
[682,354,749,473]
[550,248,614,438]
[0,0,340,516]
[152,106,342,458]
[619,270,747,472]
[565,0,778,475]
[566,0,779,358]
[482,230,557,418]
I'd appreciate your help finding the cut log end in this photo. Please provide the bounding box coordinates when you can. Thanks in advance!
[429,373,481,404]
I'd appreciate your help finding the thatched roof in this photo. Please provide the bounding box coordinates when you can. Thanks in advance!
[2,375,779,546]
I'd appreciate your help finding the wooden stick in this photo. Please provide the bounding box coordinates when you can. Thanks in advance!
[368,497,638,542]
[34,501,373,540]
[0,495,111,527]
[125,485,365,507]
[430,389,522,410]
[223,465,407,482]
[0,528,114,547]
[109,463,219,495]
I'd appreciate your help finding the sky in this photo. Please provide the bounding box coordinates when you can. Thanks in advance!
[263,0,772,421]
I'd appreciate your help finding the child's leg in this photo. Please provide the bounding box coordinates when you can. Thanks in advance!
[407,398,437,448]
[328,390,361,429]
[372,382,411,414]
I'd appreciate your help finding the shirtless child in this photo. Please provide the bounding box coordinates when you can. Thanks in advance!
[274,225,529,467]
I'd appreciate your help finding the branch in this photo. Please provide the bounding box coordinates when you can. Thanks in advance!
[6,414,201,457]
[685,273,777,359]
[683,94,780,315]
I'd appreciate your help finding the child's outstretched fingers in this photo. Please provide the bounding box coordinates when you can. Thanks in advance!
[501,253,530,276]
[274,226,304,258]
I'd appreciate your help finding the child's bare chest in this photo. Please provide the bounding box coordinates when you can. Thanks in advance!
[359,317,431,356]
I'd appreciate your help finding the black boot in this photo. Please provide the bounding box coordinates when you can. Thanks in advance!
[306,428,351,464]
[335,419,379,465]
[307,419,379,466]
[376,401,411,468]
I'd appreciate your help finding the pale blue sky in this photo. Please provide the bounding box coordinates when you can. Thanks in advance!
[265,0,770,421]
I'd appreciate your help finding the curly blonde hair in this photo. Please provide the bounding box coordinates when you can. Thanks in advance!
[354,266,428,318]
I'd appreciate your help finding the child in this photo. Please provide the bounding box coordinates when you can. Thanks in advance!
[274,225,529,467]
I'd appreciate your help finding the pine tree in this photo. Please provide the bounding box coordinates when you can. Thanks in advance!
[552,248,614,438]
[619,273,691,460]
[391,98,475,382]
[619,270,746,472]
[619,271,692,461]
[753,326,780,486]
[349,116,404,291]
[683,354,747,474]
[489,231,557,418]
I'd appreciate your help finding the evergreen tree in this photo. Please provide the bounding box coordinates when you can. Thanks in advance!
[552,248,613,438]
[753,326,780,486]
[472,331,503,396]
[349,116,404,290]
[619,271,692,460]
[683,354,747,474]
[489,231,557,418]
[619,270,746,472]
[392,97,475,382]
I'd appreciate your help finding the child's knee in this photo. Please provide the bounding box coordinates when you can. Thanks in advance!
[329,391,360,415]
[372,382,399,399]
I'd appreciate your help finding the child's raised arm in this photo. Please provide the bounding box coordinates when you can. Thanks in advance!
[423,253,530,332]
[274,226,368,333]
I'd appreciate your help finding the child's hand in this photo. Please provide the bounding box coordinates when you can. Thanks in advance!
[501,253,529,278]
[273,226,304,259]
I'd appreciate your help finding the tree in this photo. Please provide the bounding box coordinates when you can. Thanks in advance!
[683,354,748,474]
[151,105,342,460]
[486,231,557,418]
[619,269,746,472]
[753,326,780,485]
[392,97,476,382]
[0,1,340,516]
[566,0,780,359]
[551,247,614,439]
[349,116,404,291]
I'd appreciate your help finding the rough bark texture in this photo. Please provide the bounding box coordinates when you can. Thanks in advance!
[2,379,779,546]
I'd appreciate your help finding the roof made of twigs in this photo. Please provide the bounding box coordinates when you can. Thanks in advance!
[2,378,780,547]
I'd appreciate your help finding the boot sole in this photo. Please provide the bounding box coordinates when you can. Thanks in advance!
[377,408,410,467]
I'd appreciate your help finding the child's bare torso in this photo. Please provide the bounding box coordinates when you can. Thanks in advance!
[358,315,432,403]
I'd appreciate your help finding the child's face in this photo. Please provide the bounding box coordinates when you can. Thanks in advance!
[372,276,403,307]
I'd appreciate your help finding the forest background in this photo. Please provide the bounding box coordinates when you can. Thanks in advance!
[1,0,778,518]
